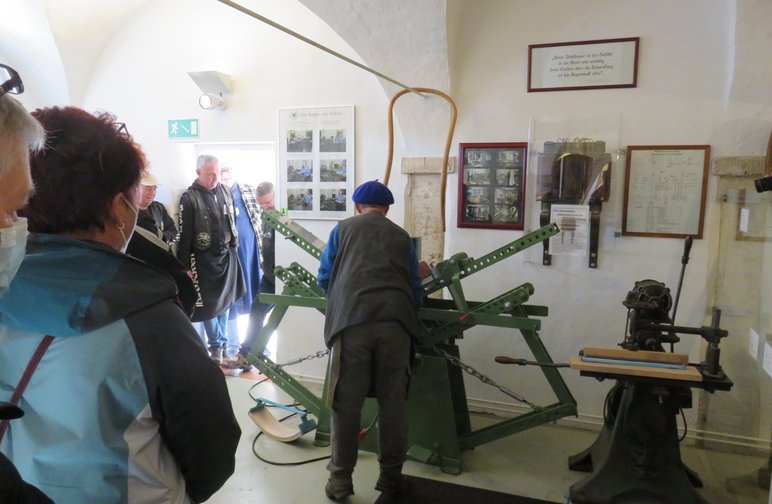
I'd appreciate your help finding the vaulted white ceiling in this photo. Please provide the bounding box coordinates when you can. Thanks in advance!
[38,0,450,148]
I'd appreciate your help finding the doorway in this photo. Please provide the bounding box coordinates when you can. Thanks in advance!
[193,142,278,359]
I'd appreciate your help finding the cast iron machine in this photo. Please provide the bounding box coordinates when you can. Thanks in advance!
[245,209,577,474]
[567,238,733,504]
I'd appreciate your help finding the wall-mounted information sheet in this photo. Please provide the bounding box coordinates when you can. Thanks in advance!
[623,146,709,238]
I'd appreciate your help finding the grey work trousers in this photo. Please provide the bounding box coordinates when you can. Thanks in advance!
[327,321,411,484]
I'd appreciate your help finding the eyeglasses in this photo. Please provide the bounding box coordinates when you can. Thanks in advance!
[257,194,275,208]
[115,122,129,136]
[0,64,24,98]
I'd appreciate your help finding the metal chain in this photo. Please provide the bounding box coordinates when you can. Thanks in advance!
[431,346,539,409]
[275,346,538,408]
[277,349,329,368]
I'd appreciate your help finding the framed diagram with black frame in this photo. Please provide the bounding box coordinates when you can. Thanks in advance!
[457,142,527,230]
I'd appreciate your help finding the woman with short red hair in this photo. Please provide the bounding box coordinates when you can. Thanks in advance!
[0,106,240,503]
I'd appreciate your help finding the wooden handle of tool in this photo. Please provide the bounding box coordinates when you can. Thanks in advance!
[495,356,525,365]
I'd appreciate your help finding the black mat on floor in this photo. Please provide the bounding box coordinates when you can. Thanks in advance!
[374,475,557,504]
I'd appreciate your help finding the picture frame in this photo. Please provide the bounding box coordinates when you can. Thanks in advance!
[622,145,710,239]
[278,106,355,219]
[458,142,527,230]
[528,37,639,92]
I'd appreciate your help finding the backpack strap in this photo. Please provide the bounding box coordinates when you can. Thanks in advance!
[0,335,54,442]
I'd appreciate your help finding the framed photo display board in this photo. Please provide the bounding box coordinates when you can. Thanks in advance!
[622,145,710,238]
[278,106,355,219]
[457,142,527,230]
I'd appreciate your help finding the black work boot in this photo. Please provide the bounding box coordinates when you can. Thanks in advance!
[375,466,409,494]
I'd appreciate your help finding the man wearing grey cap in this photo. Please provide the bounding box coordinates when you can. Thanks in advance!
[317,180,426,501]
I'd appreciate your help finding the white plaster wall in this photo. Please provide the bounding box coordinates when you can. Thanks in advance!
[299,0,452,154]
[0,0,69,108]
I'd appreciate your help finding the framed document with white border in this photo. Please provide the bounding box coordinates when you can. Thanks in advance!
[528,37,639,92]
[622,145,710,239]
[278,106,355,219]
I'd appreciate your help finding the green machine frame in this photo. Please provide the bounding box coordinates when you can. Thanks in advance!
[245,209,577,474]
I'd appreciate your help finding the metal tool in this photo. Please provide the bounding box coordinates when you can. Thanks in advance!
[568,247,732,504]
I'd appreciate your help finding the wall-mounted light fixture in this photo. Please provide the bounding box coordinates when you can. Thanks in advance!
[198,93,226,110]
[188,70,232,111]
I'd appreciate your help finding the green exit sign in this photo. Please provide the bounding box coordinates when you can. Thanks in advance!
[168,119,199,139]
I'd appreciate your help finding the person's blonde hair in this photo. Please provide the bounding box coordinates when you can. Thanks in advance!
[0,95,44,178]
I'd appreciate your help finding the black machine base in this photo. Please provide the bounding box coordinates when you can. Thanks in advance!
[568,381,708,504]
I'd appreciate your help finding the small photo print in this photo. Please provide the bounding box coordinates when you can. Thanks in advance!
[464,204,491,223]
[465,186,490,205]
[320,159,347,182]
[287,160,313,182]
[493,205,519,223]
[321,188,347,212]
[288,188,313,211]
[465,168,490,186]
[497,149,521,167]
[320,129,346,153]
[495,169,519,187]
[287,130,312,153]
[466,149,492,168]
[494,187,519,205]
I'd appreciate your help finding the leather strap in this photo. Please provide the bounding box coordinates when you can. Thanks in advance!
[588,202,602,269]
[0,335,54,442]
[540,202,552,266]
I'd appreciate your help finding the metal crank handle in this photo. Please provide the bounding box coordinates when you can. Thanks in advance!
[494,356,570,368]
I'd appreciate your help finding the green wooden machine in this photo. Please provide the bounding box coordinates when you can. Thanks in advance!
[246,209,577,474]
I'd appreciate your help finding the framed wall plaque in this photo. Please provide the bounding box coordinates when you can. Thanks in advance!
[528,37,639,92]
[622,145,710,238]
[458,142,527,230]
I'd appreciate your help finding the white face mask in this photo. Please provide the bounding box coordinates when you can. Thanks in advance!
[0,217,29,296]
[118,195,139,253]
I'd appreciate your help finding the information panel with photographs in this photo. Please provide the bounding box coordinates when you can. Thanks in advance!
[457,142,527,230]
[278,106,355,219]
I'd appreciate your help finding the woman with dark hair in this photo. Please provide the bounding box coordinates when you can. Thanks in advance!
[0,107,240,503]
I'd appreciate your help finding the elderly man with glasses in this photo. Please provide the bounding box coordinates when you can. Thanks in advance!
[0,63,54,504]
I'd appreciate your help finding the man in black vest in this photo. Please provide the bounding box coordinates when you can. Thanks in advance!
[317,180,426,501]
[177,155,244,363]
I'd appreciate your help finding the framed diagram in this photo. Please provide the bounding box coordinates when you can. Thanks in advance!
[622,145,710,238]
[457,142,527,230]
[278,106,355,219]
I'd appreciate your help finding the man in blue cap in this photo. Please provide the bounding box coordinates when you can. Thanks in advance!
[317,180,426,500]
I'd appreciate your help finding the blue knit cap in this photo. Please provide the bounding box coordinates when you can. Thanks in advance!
[352,180,394,205]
